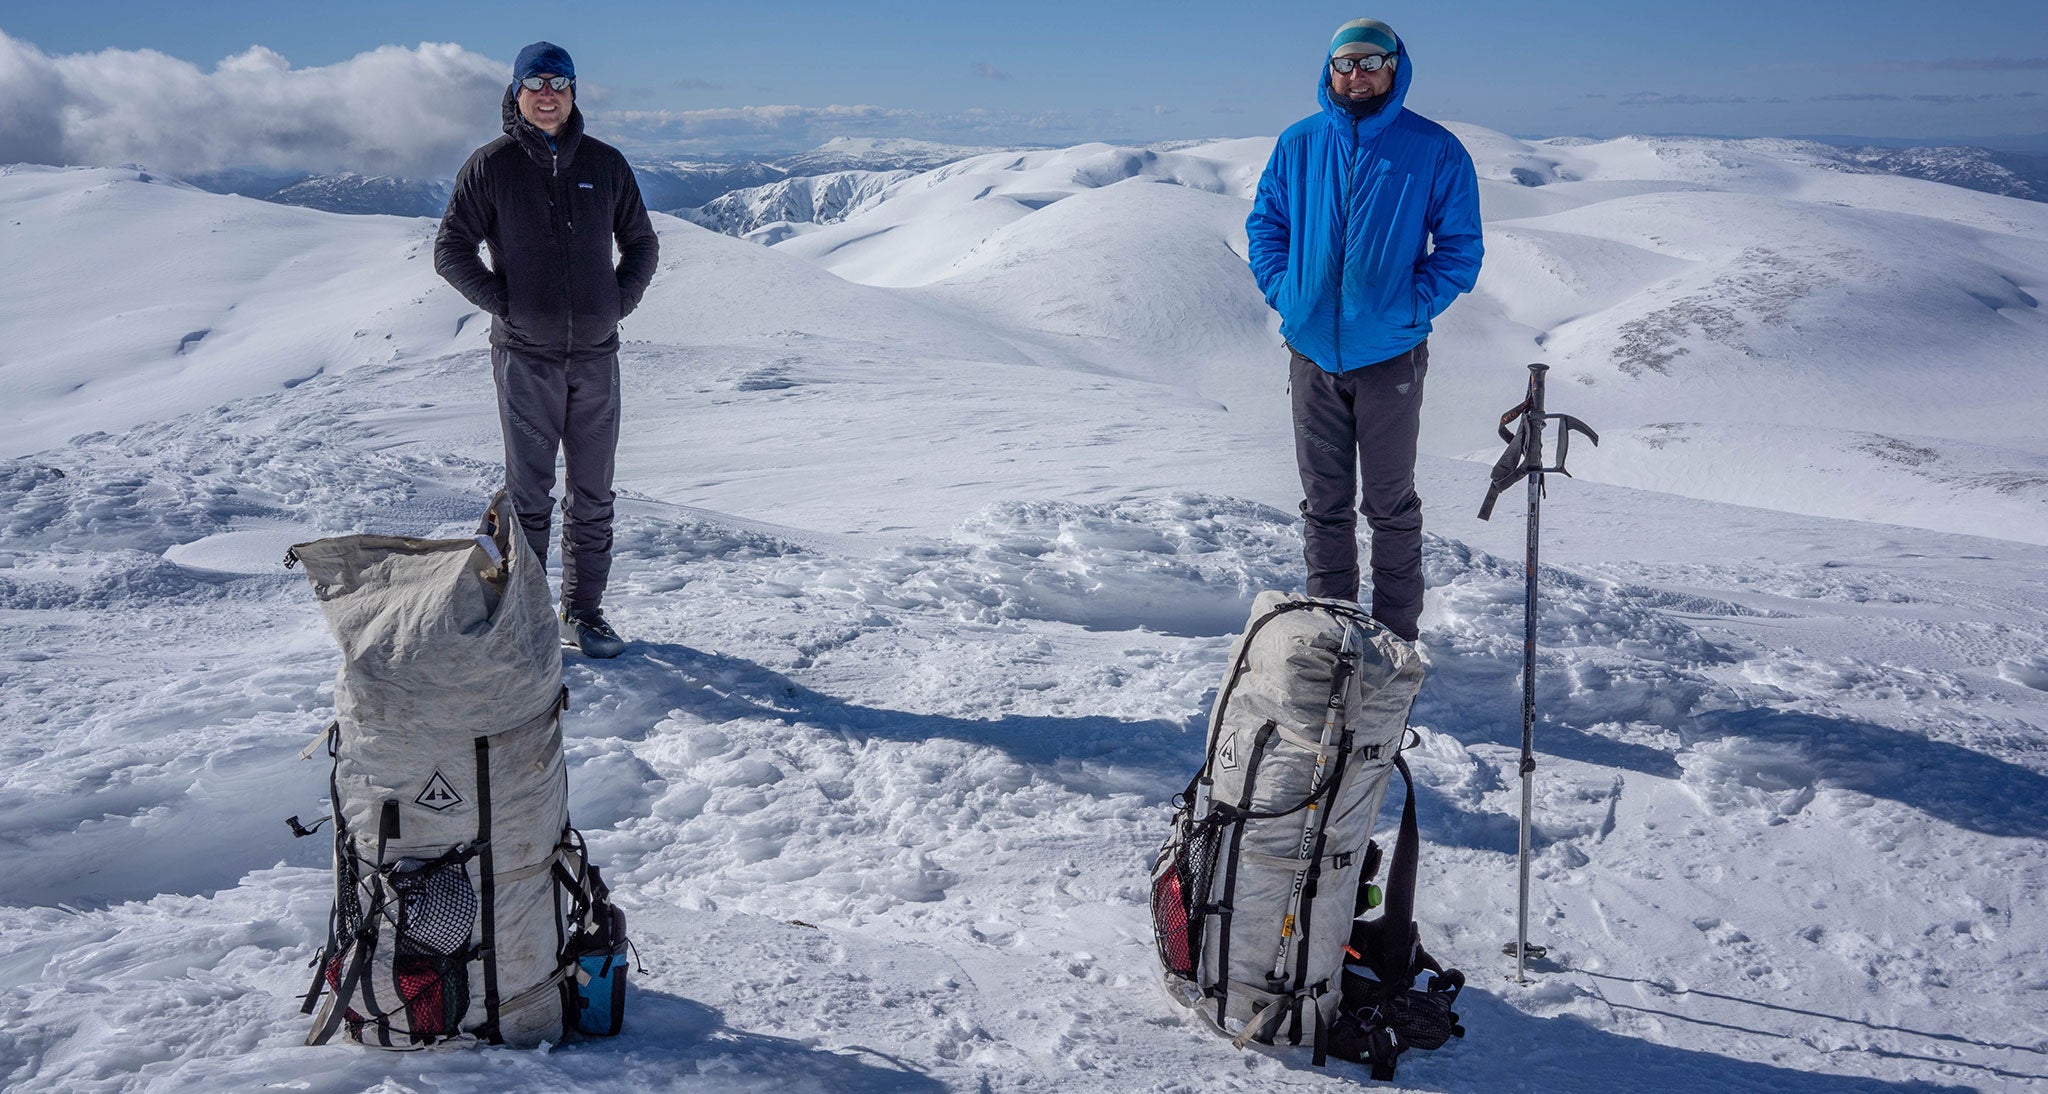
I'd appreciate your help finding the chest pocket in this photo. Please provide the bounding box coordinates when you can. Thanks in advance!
[570,176,610,234]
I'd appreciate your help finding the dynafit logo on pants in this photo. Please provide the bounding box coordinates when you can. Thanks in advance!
[416,771,465,811]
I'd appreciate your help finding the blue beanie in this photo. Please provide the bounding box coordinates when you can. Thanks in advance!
[1330,18,1398,59]
[513,41,576,83]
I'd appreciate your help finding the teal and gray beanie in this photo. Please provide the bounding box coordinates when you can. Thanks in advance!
[1330,18,1399,59]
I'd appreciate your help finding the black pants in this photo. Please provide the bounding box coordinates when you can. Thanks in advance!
[492,346,620,616]
[1290,343,1427,641]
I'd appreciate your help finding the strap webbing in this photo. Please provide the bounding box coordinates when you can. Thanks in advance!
[1230,996,1290,1050]
[494,964,571,1022]
[495,846,564,885]
[472,736,503,1044]
[300,747,351,1017]
[1211,720,1277,1028]
[304,956,359,1046]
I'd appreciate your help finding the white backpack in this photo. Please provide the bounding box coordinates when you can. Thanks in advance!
[1151,593,1426,1060]
[287,493,622,1048]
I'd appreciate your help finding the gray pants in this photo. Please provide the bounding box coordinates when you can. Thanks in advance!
[492,346,620,617]
[1290,343,1427,641]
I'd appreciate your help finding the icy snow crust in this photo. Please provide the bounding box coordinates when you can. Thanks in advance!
[2,130,2047,1091]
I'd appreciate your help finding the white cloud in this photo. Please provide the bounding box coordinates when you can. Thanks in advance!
[0,30,1197,171]
[0,31,506,178]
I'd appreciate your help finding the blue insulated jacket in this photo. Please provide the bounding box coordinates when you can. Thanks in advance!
[1246,41,1483,373]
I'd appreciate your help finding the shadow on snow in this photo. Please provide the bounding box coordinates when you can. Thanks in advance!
[571,641,1204,803]
[1414,646,2048,842]
[1251,981,1989,1093]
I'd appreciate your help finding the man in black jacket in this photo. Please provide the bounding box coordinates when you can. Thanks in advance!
[436,41,659,658]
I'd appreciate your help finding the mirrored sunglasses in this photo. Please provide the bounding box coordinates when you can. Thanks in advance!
[1330,54,1396,75]
[520,75,573,92]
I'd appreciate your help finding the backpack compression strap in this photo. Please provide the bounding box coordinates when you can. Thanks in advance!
[1350,753,1422,991]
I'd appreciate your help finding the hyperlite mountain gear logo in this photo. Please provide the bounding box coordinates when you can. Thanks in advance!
[1217,734,1239,770]
[416,771,464,811]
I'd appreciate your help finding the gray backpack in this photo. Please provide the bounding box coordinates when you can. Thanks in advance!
[286,493,624,1048]
[1151,592,1426,1061]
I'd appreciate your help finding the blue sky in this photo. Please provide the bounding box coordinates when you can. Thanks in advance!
[2,0,2044,172]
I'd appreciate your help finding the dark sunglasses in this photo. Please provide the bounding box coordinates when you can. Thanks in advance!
[519,75,573,93]
[1330,54,1396,75]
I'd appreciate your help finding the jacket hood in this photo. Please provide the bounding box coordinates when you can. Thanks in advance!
[500,82,587,165]
[1316,37,1413,142]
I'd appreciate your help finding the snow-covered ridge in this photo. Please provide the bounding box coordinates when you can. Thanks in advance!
[668,139,1027,235]
[774,136,1018,176]
[677,169,911,237]
[186,168,454,218]
[97,133,2048,226]
[1834,143,2048,202]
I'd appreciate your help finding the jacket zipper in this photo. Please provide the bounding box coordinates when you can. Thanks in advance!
[553,150,574,358]
[1336,115,1361,370]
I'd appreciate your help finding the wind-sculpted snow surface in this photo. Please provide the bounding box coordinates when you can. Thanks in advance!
[0,165,480,458]
[3,143,2048,1091]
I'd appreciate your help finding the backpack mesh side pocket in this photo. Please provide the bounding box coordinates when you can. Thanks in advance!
[1151,807,1223,979]
[389,857,478,1039]
[321,849,481,1045]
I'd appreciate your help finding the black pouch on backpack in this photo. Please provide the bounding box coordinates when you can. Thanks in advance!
[1329,959,1465,1078]
[1324,754,1466,1080]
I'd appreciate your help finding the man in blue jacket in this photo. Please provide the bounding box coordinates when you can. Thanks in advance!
[1246,17,1482,643]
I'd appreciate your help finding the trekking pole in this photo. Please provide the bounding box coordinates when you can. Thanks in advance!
[1270,620,1363,985]
[1477,363,1597,984]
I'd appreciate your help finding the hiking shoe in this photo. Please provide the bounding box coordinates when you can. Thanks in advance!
[561,609,627,659]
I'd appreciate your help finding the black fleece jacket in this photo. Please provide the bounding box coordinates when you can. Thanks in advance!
[435,86,660,365]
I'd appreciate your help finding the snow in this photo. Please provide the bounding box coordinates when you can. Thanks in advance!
[3,125,2048,1092]
[679,170,913,238]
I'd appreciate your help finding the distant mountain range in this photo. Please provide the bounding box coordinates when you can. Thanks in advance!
[169,138,1019,223]
[1828,144,2048,202]
[635,138,1016,219]
[1791,131,2048,154]
[164,135,2048,223]
[186,169,454,218]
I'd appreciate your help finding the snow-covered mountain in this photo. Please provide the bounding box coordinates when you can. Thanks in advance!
[162,139,1025,221]
[264,172,454,218]
[1830,143,2048,202]
[773,136,1019,176]
[183,168,454,218]
[631,159,791,215]
[660,139,1023,230]
[677,168,912,237]
[170,136,2048,226]
[2,128,2046,1093]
